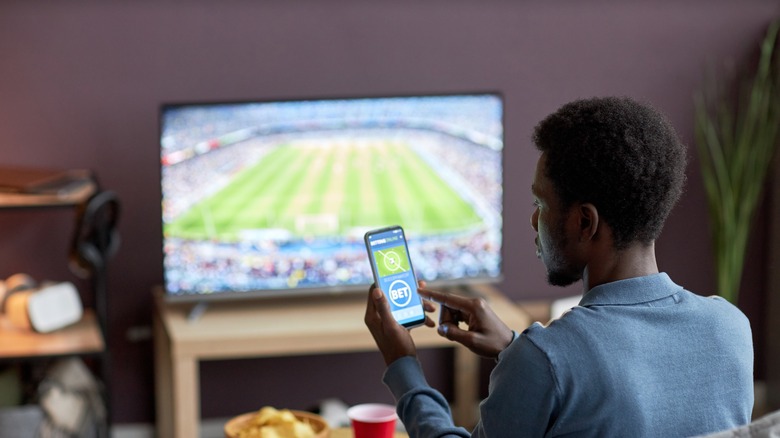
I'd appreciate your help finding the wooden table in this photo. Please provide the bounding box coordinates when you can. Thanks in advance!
[331,427,407,438]
[153,285,530,438]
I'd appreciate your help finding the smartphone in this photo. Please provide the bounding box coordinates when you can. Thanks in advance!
[364,225,426,329]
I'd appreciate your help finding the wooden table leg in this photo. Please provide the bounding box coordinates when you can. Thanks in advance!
[154,306,174,438]
[452,344,480,429]
[172,355,199,438]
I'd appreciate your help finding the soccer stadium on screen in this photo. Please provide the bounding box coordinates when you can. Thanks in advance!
[159,94,504,299]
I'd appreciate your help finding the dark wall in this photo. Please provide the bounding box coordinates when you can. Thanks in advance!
[0,0,777,425]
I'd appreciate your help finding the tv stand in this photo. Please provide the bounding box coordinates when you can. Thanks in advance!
[449,283,487,298]
[153,284,530,438]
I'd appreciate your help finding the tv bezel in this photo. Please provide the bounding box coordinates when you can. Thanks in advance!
[158,91,505,303]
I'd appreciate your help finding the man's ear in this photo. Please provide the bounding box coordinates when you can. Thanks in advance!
[578,203,599,242]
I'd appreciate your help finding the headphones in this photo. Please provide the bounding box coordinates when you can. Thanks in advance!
[69,190,121,279]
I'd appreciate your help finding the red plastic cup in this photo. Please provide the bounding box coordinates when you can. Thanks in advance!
[347,403,397,438]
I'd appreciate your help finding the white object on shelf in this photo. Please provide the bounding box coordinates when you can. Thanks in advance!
[6,282,83,333]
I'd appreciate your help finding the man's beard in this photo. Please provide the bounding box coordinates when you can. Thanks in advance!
[544,224,582,287]
[548,269,580,287]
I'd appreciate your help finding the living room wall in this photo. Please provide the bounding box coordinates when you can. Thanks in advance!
[0,0,777,425]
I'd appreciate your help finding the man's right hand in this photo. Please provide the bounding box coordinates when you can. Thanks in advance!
[419,287,514,359]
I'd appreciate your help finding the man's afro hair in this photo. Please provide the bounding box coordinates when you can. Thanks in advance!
[533,96,687,249]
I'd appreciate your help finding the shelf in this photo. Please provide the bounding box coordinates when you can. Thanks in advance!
[0,176,96,208]
[0,310,104,360]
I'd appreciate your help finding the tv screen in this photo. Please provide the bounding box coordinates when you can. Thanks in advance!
[159,93,503,301]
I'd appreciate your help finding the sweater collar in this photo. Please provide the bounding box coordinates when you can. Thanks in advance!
[579,273,683,306]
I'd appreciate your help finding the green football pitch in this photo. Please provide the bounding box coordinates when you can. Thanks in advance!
[373,244,412,277]
[165,140,484,240]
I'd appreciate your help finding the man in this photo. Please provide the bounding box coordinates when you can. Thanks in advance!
[364,96,754,437]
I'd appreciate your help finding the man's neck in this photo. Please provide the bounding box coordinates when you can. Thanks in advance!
[582,241,659,292]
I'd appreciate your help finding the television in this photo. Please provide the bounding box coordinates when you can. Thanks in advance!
[159,92,504,302]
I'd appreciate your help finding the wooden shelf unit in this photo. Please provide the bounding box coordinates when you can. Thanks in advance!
[0,170,110,436]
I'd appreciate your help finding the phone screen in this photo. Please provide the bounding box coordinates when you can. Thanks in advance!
[364,226,425,328]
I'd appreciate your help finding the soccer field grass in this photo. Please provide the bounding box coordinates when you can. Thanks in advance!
[165,140,484,240]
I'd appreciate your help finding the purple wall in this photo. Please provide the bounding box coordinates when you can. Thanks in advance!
[0,1,777,424]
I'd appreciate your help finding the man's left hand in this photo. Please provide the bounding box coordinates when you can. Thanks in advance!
[364,283,435,366]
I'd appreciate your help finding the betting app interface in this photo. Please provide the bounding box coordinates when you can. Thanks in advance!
[366,228,424,326]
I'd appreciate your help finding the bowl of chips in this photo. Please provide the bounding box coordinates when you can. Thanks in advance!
[224,406,330,438]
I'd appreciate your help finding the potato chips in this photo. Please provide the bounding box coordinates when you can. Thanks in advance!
[235,407,317,438]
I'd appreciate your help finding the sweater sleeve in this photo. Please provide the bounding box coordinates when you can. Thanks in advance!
[471,327,560,437]
[383,355,471,438]
[383,328,558,438]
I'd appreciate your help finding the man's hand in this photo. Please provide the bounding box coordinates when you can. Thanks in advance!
[420,287,514,359]
[364,283,436,366]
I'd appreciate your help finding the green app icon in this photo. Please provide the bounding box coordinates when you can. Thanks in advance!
[374,245,410,277]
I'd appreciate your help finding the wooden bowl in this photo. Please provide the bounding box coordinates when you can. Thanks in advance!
[224,409,330,438]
